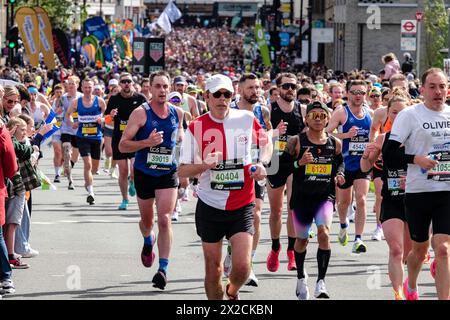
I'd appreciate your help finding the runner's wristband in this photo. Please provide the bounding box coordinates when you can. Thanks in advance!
[294,160,300,169]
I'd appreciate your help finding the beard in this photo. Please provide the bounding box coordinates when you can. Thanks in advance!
[280,92,295,103]
[244,94,259,105]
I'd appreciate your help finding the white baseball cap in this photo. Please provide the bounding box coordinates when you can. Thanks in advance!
[205,74,234,94]
[108,79,119,86]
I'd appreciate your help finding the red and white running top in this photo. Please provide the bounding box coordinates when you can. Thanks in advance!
[179,108,268,211]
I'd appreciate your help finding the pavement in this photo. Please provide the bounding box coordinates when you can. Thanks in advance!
[3,143,438,301]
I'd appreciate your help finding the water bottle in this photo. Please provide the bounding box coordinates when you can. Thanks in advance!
[421,154,437,174]
[250,165,266,186]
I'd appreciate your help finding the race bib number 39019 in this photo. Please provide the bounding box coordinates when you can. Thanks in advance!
[147,147,173,170]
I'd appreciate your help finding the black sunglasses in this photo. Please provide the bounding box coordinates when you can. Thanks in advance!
[7,99,19,104]
[212,91,232,99]
[120,79,132,84]
[280,83,297,90]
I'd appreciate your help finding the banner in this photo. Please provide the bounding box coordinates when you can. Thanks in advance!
[15,7,40,67]
[115,37,126,59]
[81,35,104,65]
[165,0,182,23]
[157,11,172,33]
[84,17,110,42]
[255,22,272,67]
[52,28,70,68]
[34,7,55,70]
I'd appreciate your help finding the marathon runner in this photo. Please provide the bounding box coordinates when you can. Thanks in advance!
[178,73,272,300]
[105,73,146,210]
[327,80,374,254]
[280,101,344,300]
[119,70,183,290]
[66,78,106,205]
[385,68,450,300]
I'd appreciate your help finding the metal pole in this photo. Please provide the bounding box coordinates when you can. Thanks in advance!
[307,2,312,71]
[416,20,421,77]
[298,0,303,58]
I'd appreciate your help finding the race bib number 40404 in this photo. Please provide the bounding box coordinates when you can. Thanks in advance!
[210,160,244,191]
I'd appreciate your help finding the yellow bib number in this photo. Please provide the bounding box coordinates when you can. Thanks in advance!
[305,164,332,176]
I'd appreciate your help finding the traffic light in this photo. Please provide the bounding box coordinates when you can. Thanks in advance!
[6,26,19,49]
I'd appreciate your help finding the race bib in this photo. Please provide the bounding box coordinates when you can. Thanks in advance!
[210,159,244,191]
[387,178,401,191]
[305,163,332,176]
[147,146,173,170]
[72,112,78,122]
[275,135,288,154]
[349,142,367,155]
[81,123,98,136]
[119,120,127,132]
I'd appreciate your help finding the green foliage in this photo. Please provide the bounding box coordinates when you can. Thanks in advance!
[14,0,75,30]
[424,0,449,69]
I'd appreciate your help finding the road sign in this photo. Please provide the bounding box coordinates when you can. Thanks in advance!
[401,20,417,35]
[444,59,450,78]
[416,11,424,22]
[401,37,416,51]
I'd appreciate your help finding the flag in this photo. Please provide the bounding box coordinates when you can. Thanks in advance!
[165,0,182,23]
[231,9,243,30]
[157,11,172,34]
[255,22,272,67]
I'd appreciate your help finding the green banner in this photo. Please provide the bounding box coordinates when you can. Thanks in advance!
[255,23,271,67]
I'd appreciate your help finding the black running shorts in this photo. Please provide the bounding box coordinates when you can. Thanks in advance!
[195,198,255,243]
[76,137,101,160]
[134,168,178,200]
[405,191,450,243]
[61,133,78,148]
[380,197,406,224]
[337,169,371,190]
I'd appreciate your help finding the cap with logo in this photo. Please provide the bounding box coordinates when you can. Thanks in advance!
[173,76,188,85]
[109,79,119,87]
[306,101,331,115]
[205,74,234,94]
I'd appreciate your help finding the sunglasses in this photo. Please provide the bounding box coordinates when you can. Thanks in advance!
[212,91,232,99]
[263,81,271,85]
[299,99,311,104]
[350,90,367,96]
[120,79,132,84]
[169,98,181,104]
[7,99,19,104]
[307,112,328,121]
[370,94,381,98]
[280,83,297,90]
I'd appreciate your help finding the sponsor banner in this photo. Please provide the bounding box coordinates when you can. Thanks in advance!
[15,7,40,67]
[34,7,55,69]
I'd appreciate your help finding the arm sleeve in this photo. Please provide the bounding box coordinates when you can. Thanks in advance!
[383,140,415,167]
[334,153,345,175]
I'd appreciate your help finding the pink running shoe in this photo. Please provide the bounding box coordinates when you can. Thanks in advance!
[287,250,297,271]
[266,247,281,272]
[403,278,419,300]
[141,232,156,268]
[430,259,437,279]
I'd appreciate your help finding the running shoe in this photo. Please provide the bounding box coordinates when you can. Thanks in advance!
[225,283,240,300]
[403,278,419,300]
[141,232,156,268]
[424,251,431,264]
[9,256,29,269]
[347,203,356,222]
[371,227,384,241]
[152,270,167,290]
[18,248,39,258]
[128,180,136,197]
[54,175,61,183]
[308,230,316,239]
[287,250,297,271]
[430,259,436,279]
[118,199,129,210]
[223,245,232,277]
[109,167,118,179]
[352,239,367,254]
[171,208,179,222]
[68,181,75,190]
[394,290,404,300]
[191,184,199,198]
[87,194,95,205]
[266,247,281,272]
[1,279,15,294]
[314,279,330,299]
[338,228,348,246]
[245,267,258,287]
[296,273,309,300]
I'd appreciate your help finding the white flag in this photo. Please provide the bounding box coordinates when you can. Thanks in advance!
[165,0,182,23]
[157,11,172,33]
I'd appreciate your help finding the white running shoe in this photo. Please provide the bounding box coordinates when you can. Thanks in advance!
[245,268,259,287]
[314,279,330,299]
[296,272,309,300]
[223,249,232,277]
[347,203,356,222]
[19,248,39,258]
[371,227,384,241]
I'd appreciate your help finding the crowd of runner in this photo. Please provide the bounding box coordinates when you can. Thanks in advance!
[1,46,450,301]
